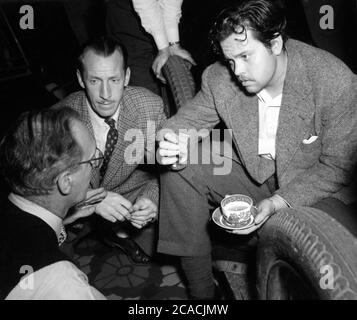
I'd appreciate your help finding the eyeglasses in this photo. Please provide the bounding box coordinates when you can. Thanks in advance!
[76,147,104,169]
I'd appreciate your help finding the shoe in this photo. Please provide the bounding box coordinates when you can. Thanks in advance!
[103,236,151,265]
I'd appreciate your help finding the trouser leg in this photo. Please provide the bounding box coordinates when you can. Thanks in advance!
[105,0,160,95]
[158,155,272,256]
[158,140,273,298]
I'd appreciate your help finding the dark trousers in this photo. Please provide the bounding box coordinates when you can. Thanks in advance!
[158,142,357,260]
[158,140,356,298]
[159,152,273,259]
[105,0,160,95]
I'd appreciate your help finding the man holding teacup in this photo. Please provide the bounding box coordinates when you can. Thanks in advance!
[156,0,357,299]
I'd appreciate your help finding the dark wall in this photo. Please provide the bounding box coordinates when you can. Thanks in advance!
[0,0,355,137]
[0,0,108,139]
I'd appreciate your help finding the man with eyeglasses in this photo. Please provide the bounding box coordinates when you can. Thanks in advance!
[0,107,107,299]
[53,36,167,264]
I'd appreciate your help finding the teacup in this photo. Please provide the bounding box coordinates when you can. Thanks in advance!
[221,194,254,226]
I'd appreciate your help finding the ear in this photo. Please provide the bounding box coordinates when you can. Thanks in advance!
[270,34,283,56]
[76,69,85,89]
[124,67,131,87]
[56,170,73,196]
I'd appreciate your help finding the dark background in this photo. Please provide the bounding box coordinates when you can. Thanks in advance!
[0,0,356,138]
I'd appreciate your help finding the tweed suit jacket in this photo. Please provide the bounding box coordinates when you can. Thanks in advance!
[53,86,167,204]
[161,39,357,207]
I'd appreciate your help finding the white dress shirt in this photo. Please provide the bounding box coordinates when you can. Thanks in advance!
[256,91,291,209]
[132,0,183,50]
[87,101,120,154]
[257,89,282,160]
[6,261,106,300]
[6,193,106,300]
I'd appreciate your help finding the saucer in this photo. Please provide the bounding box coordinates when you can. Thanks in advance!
[212,206,257,230]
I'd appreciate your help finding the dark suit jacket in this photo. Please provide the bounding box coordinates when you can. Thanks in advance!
[161,39,357,207]
[54,86,167,204]
[0,198,68,299]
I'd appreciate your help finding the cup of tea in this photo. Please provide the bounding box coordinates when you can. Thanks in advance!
[220,194,254,226]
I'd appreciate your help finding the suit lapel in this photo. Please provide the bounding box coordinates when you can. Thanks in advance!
[222,81,261,182]
[275,41,315,178]
[222,40,315,183]
[101,90,138,186]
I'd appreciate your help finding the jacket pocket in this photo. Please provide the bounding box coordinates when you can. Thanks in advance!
[300,137,321,153]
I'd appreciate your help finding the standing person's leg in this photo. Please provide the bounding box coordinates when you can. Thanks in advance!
[158,140,274,298]
[105,0,160,95]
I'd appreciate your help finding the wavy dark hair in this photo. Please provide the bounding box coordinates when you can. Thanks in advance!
[0,107,83,196]
[209,0,288,58]
[77,35,128,75]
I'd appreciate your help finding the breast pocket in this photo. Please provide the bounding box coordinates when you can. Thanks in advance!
[298,136,322,168]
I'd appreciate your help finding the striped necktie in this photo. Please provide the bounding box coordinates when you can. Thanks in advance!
[100,117,118,181]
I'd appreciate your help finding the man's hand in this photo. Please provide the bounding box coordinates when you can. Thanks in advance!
[129,197,157,229]
[152,44,196,83]
[95,191,133,223]
[169,44,196,67]
[229,195,289,235]
[64,188,107,225]
[152,47,170,83]
[157,131,188,167]
[229,198,274,235]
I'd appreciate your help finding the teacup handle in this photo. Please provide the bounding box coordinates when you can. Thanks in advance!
[224,194,231,198]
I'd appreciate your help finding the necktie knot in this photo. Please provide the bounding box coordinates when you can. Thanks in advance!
[105,117,116,129]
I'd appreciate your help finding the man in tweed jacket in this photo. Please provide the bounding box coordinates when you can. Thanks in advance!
[157,0,357,299]
[54,36,166,261]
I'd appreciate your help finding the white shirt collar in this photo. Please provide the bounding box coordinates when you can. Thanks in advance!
[8,193,63,239]
[257,89,282,106]
[87,99,120,128]
[86,99,121,153]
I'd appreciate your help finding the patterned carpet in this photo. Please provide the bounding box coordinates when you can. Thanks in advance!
[60,227,189,300]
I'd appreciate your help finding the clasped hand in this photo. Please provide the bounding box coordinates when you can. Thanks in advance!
[95,191,157,229]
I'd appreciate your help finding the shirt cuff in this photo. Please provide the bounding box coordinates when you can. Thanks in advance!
[270,194,291,211]
[152,32,169,50]
[166,28,180,44]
